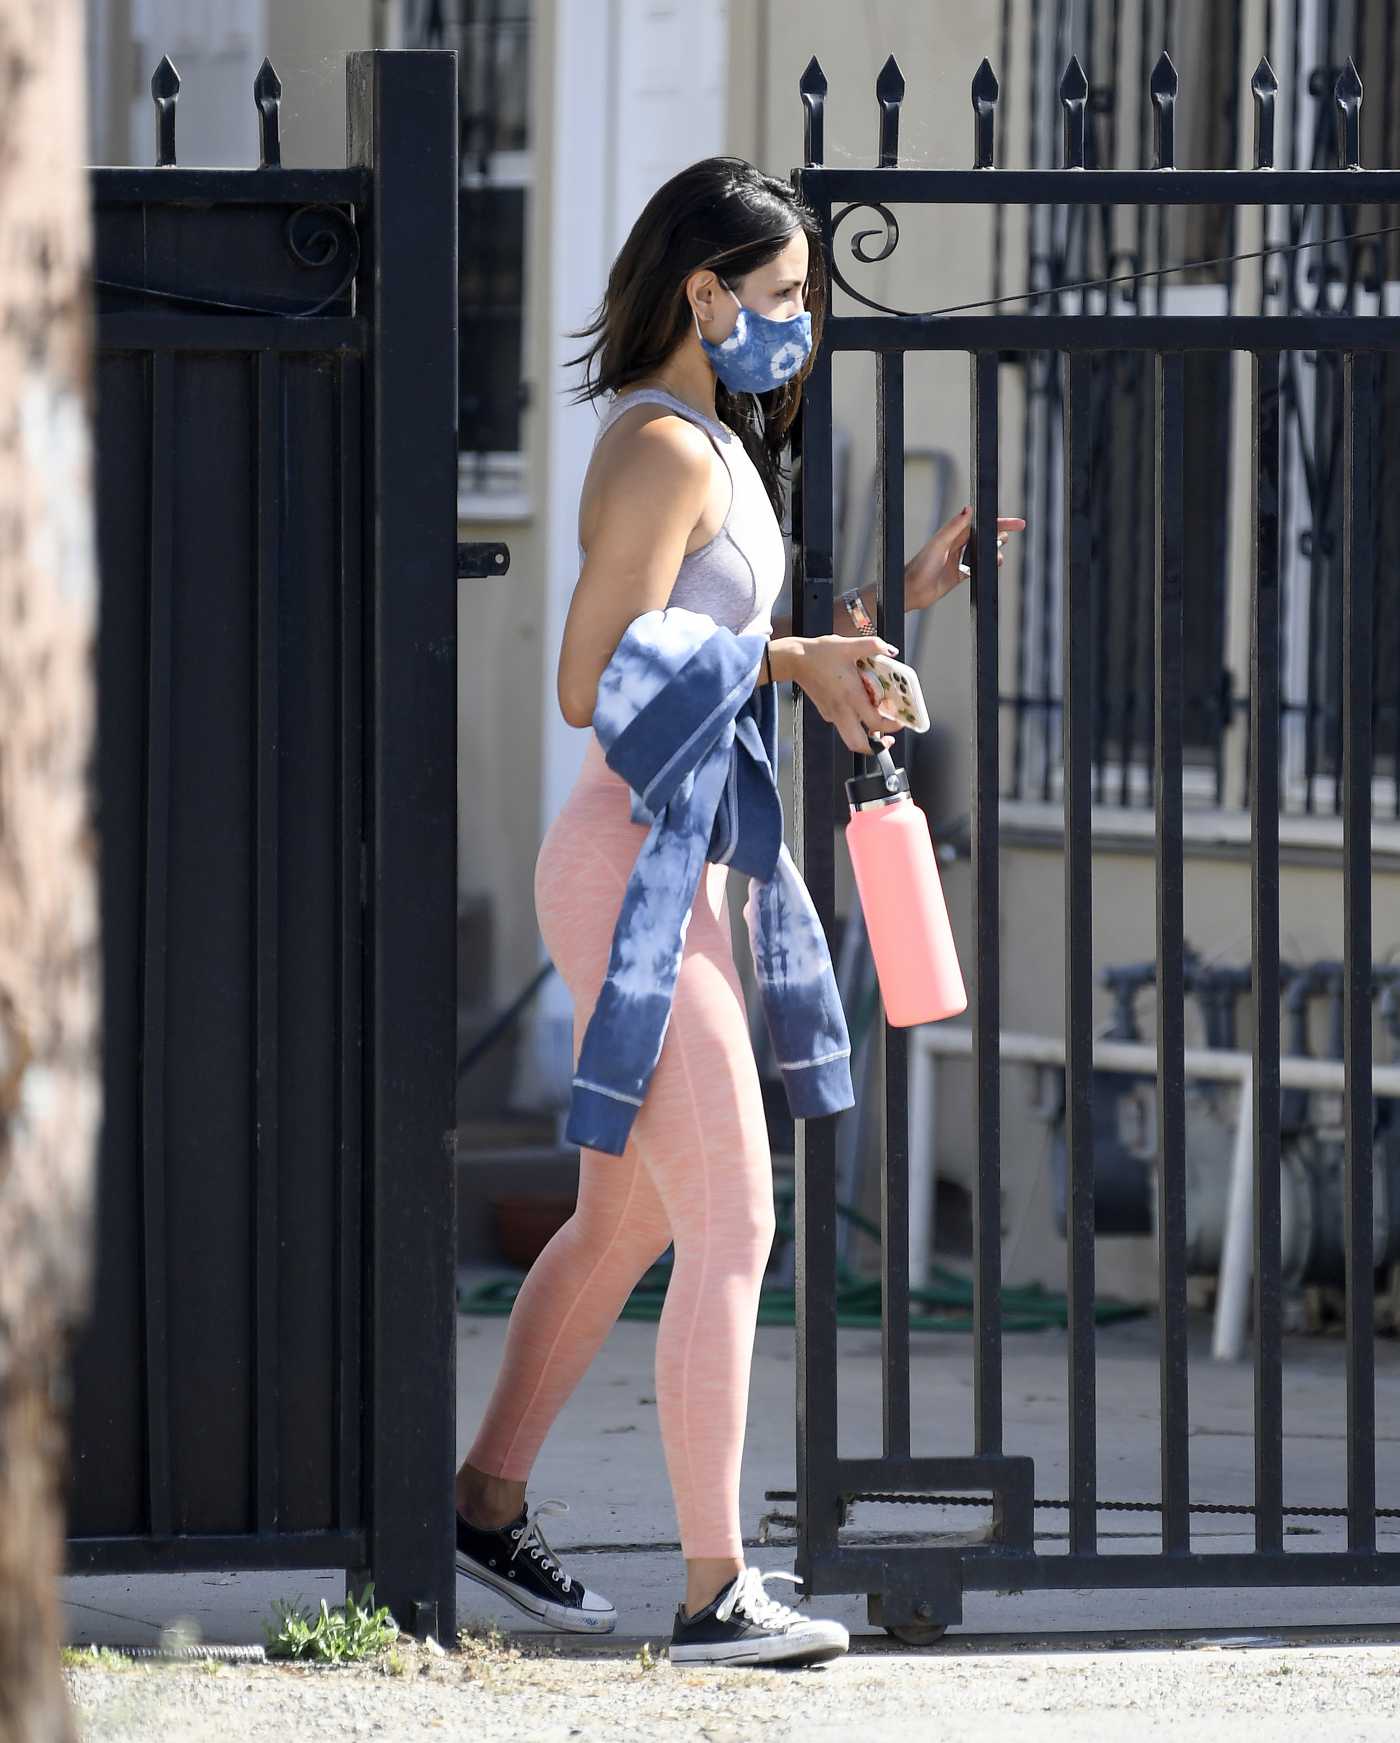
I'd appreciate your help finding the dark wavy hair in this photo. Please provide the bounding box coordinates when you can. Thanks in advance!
[566,157,826,516]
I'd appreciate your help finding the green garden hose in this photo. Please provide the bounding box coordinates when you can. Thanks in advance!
[458,1186,1143,1333]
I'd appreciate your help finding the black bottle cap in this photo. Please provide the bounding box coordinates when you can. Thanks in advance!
[846,743,910,809]
[847,766,910,808]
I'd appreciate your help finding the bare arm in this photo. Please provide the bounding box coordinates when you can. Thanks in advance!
[556,417,713,727]
[770,582,873,644]
[559,415,905,756]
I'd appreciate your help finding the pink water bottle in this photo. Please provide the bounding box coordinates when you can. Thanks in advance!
[845,746,967,1027]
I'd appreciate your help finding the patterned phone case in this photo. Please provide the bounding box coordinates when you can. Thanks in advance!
[854,653,931,732]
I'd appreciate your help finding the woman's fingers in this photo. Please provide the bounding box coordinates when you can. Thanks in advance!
[835,697,897,754]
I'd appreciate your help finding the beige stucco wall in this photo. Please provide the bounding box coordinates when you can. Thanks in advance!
[934,841,1400,1302]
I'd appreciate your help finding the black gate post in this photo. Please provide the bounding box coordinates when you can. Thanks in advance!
[347,48,459,1644]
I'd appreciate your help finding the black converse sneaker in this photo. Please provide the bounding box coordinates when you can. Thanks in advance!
[669,1568,849,1667]
[455,1498,616,1633]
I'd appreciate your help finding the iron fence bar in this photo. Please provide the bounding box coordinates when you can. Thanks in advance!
[807,167,1400,202]
[1123,5,1156,807]
[1153,350,1189,1556]
[92,168,371,205]
[68,1531,366,1576]
[1037,355,1060,804]
[952,1552,1400,1591]
[790,220,841,1568]
[1224,0,1244,315]
[971,351,1004,1458]
[1302,352,1332,815]
[875,349,911,1461]
[772,1487,1400,1520]
[1018,0,1046,809]
[1089,354,1111,806]
[1387,5,1399,226]
[1063,353,1097,1556]
[830,1454,1032,1493]
[254,351,283,1535]
[336,352,366,1534]
[1250,349,1285,1556]
[822,315,1400,352]
[97,317,366,353]
[1152,52,1175,311]
[142,350,176,1541]
[345,47,459,1641]
[1342,348,1377,1553]
[1120,349,1148,809]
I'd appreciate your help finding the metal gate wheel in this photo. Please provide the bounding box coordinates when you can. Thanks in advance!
[883,1623,949,1646]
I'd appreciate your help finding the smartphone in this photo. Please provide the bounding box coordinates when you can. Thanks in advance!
[855,652,931,733]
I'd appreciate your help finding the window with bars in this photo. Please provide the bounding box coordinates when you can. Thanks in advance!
[998,0,1400,816]
[407,0,532,507]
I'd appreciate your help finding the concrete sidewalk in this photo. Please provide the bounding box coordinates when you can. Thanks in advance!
[63,1289,1400,1649]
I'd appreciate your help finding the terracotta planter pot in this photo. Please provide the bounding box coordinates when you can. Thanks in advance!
[490,1192,577,1271]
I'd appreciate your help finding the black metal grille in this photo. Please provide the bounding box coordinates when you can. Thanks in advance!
[68,51,461,1643]
[997,0,1400,813]
[791,38,1400,1634]
[411,0,531,463]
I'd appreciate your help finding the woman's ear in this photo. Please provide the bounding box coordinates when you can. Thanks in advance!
[692,269,742,346]
[688,268,724,334]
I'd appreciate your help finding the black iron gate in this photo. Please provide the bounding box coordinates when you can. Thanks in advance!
[790,48,1400,1634]
[66,51,465,1642]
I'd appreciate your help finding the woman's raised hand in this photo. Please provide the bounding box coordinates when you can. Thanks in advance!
[904,505,1027,612]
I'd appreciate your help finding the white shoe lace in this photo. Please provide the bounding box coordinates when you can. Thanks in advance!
[716,1568,805,1631]
[509,1498,573,1594]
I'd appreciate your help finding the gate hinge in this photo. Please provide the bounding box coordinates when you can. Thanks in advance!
[457,542,510,579]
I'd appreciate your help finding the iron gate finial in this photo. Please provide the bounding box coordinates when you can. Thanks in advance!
[1151,51,1179,170]
[1336,59,1364,169]
[971,59,999,171]
[1252,57,1278,170]
[255,59,284,170]
[800,57,828,168]
[152,56,180,168]
[876,55,905,169]
[1060,56,1089,170]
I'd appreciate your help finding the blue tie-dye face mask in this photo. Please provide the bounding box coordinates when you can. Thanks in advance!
[697,283,813,395]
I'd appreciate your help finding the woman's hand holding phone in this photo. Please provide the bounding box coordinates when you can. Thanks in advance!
[769,633,904,756]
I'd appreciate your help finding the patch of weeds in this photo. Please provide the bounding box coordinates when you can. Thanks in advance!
[61,1646,134,1673]
[636,1641,660,1673]
[457,1619,514,1661]
[264,1585,399,1665]
[382,1648,409,1678]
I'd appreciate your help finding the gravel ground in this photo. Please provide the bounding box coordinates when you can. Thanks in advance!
[64,1625,1400,1743]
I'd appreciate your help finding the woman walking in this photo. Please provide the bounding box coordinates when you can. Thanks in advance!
[454,157,1021,1667]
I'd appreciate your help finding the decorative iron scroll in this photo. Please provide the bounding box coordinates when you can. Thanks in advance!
[96,204,361,319]
[282,203,362,316]
[827,201,906,318]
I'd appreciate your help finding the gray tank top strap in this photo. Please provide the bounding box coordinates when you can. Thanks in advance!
[585,387,785,638]
[593,387,735,453]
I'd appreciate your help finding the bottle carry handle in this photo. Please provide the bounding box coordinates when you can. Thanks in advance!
[867,736,903,795]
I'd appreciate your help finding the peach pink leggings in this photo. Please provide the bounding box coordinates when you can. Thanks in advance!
[467,740,775,1560]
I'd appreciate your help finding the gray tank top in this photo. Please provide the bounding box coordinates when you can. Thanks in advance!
[580,387,786,636]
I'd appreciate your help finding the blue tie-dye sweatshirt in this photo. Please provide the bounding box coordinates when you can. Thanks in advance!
[565,607,855,1156]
